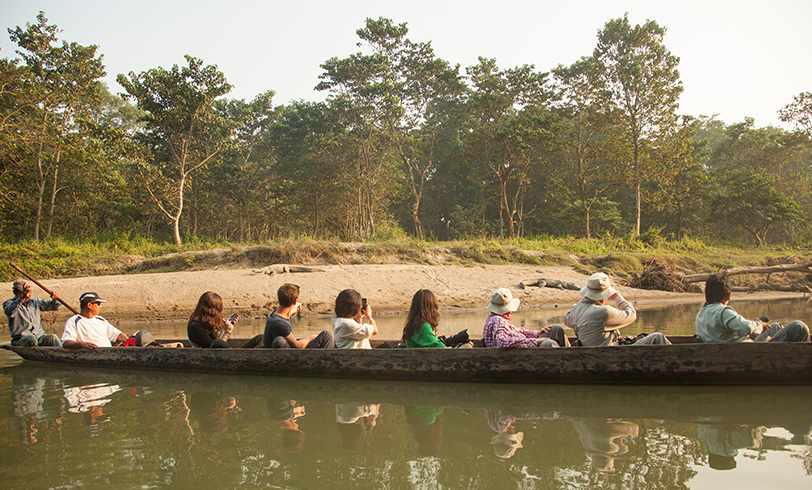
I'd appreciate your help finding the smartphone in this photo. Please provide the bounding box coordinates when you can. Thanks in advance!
[361,298,368,312]
[228,313,239,324]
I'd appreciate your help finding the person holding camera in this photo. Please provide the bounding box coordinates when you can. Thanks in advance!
[403,289,472,348]
[264,283,335,348]
[332,289,378,349]
[187,291,262,348]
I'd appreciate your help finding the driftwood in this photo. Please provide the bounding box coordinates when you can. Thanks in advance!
[252,264,325,275]
[681,262,812,284]
[520,278,580,290]
[731,284,812,293]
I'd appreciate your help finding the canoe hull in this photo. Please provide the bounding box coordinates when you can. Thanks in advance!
[4,341,811,385]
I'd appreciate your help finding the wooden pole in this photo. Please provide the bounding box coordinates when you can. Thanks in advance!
[8,262,79,315]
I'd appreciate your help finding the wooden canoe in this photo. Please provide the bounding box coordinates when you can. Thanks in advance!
[3,336,811,385]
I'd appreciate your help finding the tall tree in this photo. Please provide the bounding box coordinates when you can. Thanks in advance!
[462,57,551,237]
[117,55,233,245]
[6,12,105,240]
[779,91,812,137]
[593,14,683,235]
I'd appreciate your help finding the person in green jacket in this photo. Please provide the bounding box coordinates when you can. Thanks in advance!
[402,289,472,348]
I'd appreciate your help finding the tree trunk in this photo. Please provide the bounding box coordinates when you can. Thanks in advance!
[681,262,812,284]
[45,156,60,240]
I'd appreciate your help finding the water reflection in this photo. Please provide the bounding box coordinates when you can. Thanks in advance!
[0,360,810,488]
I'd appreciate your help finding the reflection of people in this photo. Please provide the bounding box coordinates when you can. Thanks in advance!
[268,399,306,452]
[403,289,472,348]
[697,423,765,470]
[187,291,262,348]
[565,273,670,346]
[61,292,128,349]
[696,274,809,343]
[64,382,121,435]
[11,373,65,445]
[483,288,569,348]
[336,402,380,451]
[570,418,640,472]
[333,289,378,349]
[188,391,237,438]
[405,405,444,456]
[264,284,335,348]
[485,409,551,459]
[4,279,62,347]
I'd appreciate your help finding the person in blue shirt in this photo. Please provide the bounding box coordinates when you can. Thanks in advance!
[3,279,61,347]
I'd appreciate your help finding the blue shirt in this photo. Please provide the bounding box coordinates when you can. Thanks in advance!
[3,296,61,340]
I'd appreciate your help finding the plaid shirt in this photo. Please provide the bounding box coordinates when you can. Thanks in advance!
[483,314,540,348]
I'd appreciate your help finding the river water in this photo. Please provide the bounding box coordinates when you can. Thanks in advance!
[1,298,810,488]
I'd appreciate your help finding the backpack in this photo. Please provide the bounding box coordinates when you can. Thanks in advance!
[119,330,158,347]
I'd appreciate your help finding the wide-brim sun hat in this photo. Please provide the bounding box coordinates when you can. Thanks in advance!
[486,288,520,315]
[490,431,524,459]
[580,273,617,301]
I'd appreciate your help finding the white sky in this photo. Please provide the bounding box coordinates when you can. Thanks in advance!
[1,0,810,129]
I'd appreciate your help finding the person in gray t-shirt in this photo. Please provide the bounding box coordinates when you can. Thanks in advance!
[3,279,62,347]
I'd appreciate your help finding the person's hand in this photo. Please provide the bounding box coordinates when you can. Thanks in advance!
[50,290,59,300]
[292,405,306,418]
[539,325,551,335]
[22,285,33,303]
[365,305,374,320]
[223,321,234,335]
[757,319,771,333]
[80,341,97,349]
[293,301,303,314]
[608,292,619,301]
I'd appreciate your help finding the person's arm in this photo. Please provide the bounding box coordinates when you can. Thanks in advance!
[720,308,762,338]
[411,322,446,348]
[61,317,94,348]
[493,317,537,348]
[39,291,61,312]
[188,321,215,348]
[62,339,97,350]
[602,293,637,332]
[287,333,314,348]
[3,297,22,317]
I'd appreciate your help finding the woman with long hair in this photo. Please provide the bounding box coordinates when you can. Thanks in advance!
[402,289,447,348]
[187,291,262,348]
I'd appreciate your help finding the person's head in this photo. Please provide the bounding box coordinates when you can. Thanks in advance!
[580,273,617,302]
[12,279,29,297]
[403,289,440,342]
[486,288,520,316]
[704,273,731,304]
[190,291,224,333]
[335,289,362,318]
[79,292,106,317]
[277,283,300,308]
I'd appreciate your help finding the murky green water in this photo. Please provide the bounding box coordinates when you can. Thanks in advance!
[1,298,810,488]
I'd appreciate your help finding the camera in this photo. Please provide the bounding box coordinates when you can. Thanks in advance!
[439,329,469,347]
[361,298,368,312]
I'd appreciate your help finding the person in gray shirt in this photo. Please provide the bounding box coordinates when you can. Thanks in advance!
[3,279,62,347]
[564,273,670,346]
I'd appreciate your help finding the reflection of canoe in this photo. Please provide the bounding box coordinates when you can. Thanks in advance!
[3,336,811,385]
[5,361,812,427]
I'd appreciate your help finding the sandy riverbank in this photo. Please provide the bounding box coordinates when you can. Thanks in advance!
[3,264,806,324]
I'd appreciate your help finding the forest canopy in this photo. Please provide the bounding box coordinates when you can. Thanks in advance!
[1,12,810,246]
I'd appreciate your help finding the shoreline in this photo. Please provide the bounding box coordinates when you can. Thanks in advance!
[2,264,807,324]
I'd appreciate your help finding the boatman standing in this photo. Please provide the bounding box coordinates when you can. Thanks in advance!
[3,279,62,347]
[61,292,128,349]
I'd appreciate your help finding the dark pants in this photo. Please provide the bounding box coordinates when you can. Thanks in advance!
[270,330,335,348]
[542,324,571,347]
[210,334,264,348]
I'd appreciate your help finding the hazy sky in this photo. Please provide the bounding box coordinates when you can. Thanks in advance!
[1,0,809,128]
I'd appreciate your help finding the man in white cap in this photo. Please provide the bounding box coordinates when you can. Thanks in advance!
[61,292,128,349]
[3,279,62,347]
[564,273,670,346]
[483,288,569,348]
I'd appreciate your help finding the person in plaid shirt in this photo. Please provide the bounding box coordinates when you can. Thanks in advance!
[483,288,569,348]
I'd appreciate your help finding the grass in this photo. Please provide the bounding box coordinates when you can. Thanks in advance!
[1,235,810,282]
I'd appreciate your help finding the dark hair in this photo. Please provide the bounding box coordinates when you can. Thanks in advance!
[277,283,300,308]
[704,273,731,304]
[190,291,224,336]
[402,289,440,343]
[335,289,362,318]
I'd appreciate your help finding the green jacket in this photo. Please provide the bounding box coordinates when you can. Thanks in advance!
[405,322,445,348]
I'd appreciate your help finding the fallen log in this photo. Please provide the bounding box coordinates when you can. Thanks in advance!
[681,262,812,284]
[731,284,812,293]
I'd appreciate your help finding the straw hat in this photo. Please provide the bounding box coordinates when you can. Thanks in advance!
[490,431,524,459]
[486,288,520,315]
[579,273,617,301]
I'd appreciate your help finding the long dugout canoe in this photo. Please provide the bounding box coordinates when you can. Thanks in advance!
[3,337,811,385]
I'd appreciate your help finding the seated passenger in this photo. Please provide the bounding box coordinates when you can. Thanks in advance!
[565,273,670,346]
[483,288,569,348]
[403,289,472,348]
[187,291,262,348]
[4,279,61,347]
[62,292,128,349]
[696,274,809,343]
[264,283,334,348]
[332,289,377,349]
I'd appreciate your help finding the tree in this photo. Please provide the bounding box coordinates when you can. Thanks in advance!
[593,14,683,235]
[779,91,812,137]
[117,55,233,245]
[709,168,801,245]
[6,12,105,240]
[462,57,552,237]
